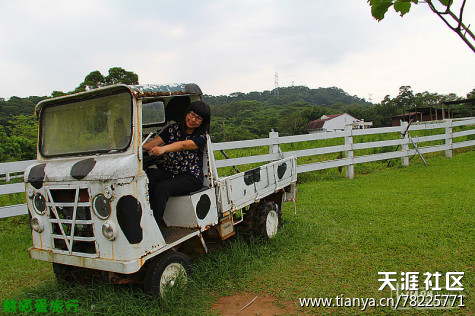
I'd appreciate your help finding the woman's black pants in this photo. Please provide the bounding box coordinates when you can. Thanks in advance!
[146,169,202,226]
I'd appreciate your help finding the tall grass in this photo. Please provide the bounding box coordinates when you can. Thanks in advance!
[1,150,473,315]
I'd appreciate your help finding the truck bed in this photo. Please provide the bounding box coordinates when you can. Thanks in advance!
[216,156,297,213]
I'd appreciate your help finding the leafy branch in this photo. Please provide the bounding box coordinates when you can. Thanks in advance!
[368,0,475,53]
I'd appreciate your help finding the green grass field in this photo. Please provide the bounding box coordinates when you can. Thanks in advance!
[1,150,473,315]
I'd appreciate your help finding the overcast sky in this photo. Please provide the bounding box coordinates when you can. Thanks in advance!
[0,0,473,103]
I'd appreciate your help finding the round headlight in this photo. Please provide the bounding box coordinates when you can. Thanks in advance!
[102,222,117,241]
[33,193,46,215]
[93,194,111,219]
[30,217,44,233]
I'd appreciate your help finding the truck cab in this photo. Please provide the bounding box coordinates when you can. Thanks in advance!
[25,83,297,295]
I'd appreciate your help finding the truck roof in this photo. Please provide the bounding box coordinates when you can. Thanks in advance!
[128,83,202,98]
[35,83,202,115]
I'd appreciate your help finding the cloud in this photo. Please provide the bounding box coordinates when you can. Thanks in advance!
[0,0,473,102]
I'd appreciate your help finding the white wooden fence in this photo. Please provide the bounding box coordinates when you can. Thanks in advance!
[1,117,474,219]
[1,160,36,218]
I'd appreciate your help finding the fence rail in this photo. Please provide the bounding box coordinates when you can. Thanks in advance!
[1,117,474,219]
[213,118,474,173]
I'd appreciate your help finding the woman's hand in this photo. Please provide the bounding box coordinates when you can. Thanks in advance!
[149,146,167,156]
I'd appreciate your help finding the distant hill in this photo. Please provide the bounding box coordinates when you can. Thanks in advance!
[0,85,370,125]
[204,86,372,107]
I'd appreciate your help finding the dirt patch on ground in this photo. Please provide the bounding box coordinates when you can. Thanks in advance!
[211,292,300,316]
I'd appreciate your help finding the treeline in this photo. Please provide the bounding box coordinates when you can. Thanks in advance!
[0,115,38,162]
[204,85,374,141]
[205,85,474,141]
[0,67,473,162]
[205,86,372,107]
[0,96,43,125]
[0,98,42,162]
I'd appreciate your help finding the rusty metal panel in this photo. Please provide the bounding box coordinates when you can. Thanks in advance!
[24,154,139,184]
[128,83,202,98]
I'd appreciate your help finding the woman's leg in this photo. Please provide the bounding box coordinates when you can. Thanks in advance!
[146,169,173,214]
[147,171,202,226]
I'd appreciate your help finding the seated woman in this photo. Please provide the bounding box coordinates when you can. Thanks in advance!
[143,101,211,226]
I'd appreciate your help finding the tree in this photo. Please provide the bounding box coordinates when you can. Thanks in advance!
[51,91,67,98]
[0,115,38,162]
[279,111,307,136]
[393,85,415,109]
[367,0,475,53]
[105,67,139,85]
[74,67,139,93]
[467,88,475,99]
[84,70,106,89]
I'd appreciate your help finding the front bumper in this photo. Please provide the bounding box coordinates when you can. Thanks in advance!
[29,247,144,274]
[28,229,202,274]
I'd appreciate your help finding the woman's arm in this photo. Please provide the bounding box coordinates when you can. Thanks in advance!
[149,139,198,156]
[143,135,164,151]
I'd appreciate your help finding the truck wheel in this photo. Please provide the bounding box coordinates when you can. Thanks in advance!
[144,251,191,297]
[254,201,281,239]
[237,204,258,234]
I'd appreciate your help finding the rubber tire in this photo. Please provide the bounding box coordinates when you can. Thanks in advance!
[144,251,191,297]
[237,204,258,235]
[254,201,281,239]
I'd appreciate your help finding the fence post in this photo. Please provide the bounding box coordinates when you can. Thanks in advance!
[445,119,453,158]
[269,131,280,161]
[5,172,10,182]
[344,126,354,179]
[401,121,410,166]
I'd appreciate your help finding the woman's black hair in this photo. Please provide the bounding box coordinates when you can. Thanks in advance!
[180,101,211,136]
[165,96,190,123]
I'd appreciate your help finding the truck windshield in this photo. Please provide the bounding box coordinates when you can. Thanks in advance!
[40,92,132,157]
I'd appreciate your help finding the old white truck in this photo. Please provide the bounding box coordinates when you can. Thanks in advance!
[25,83,297,295]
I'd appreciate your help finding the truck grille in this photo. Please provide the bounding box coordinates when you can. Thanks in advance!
[45,186,98,257]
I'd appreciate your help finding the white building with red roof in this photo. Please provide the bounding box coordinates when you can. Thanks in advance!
[306,113,372,133]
